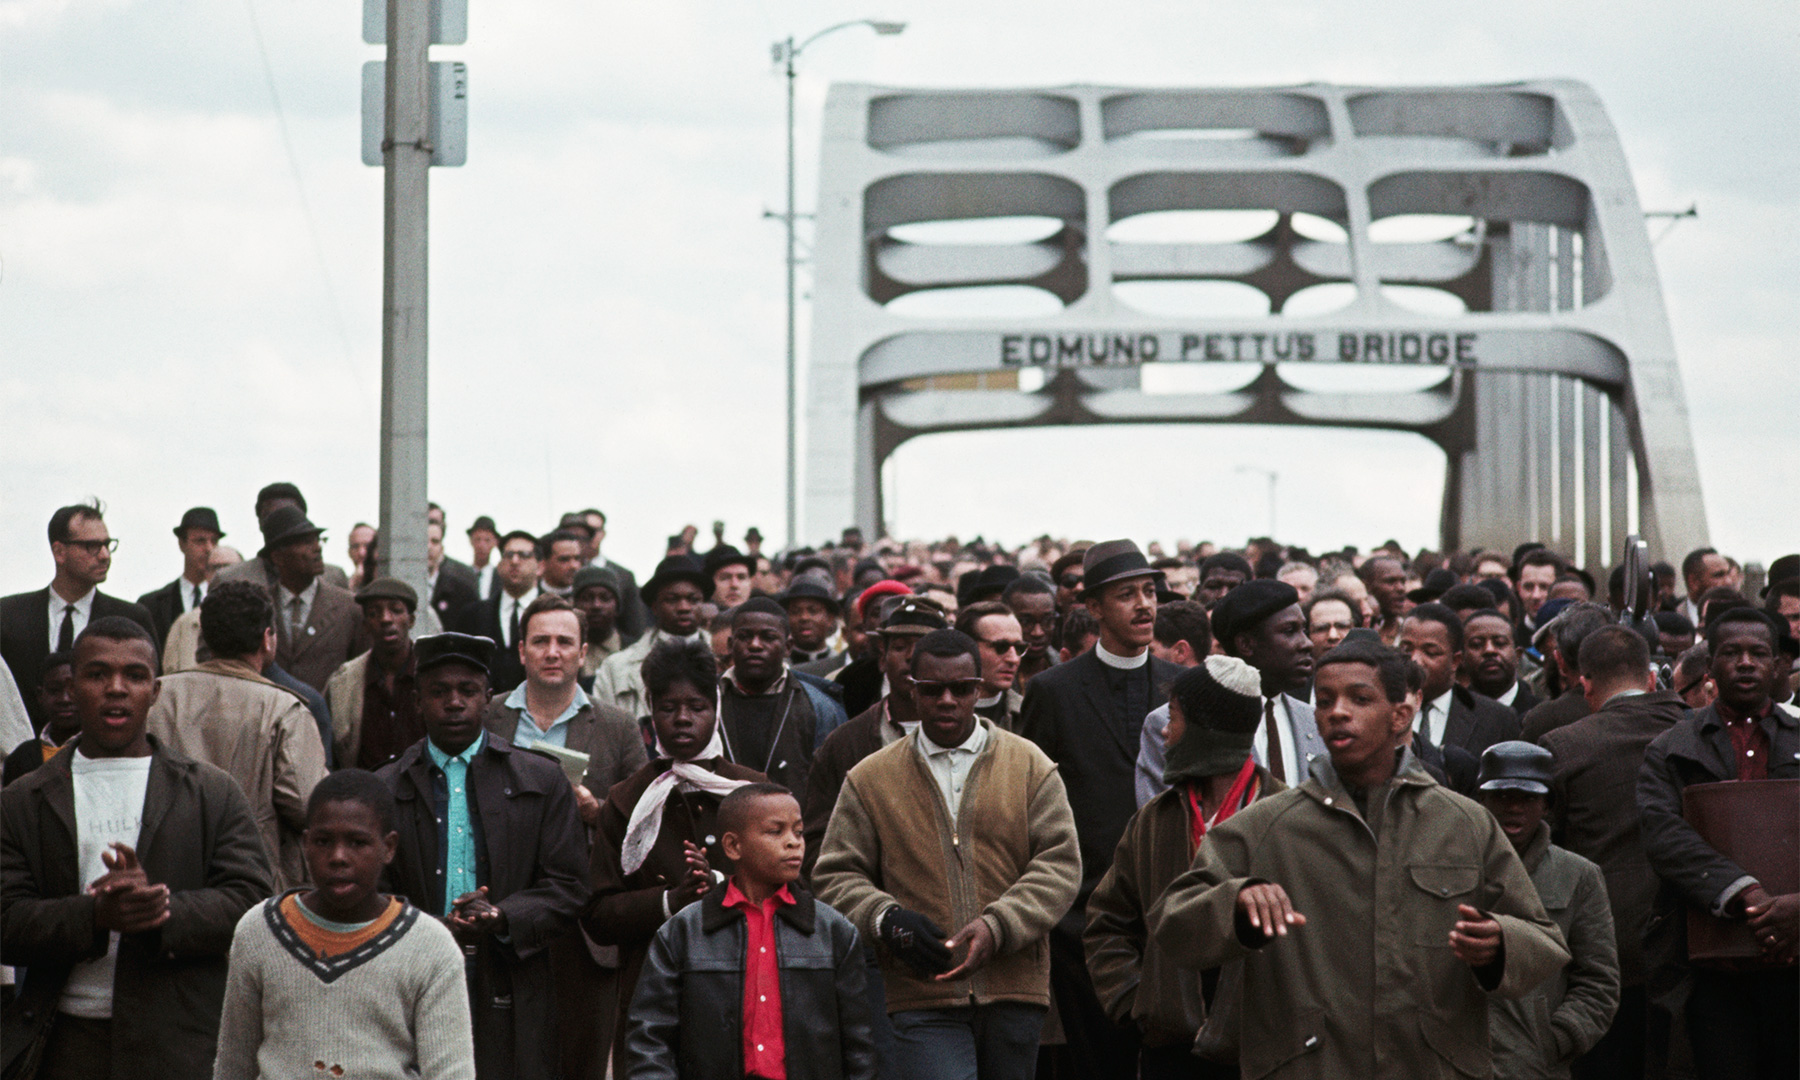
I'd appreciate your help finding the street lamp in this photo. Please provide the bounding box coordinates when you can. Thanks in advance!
[1236,465,1279,538]
[772,19,905,549]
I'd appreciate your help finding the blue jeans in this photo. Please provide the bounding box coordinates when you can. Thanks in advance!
[889,1003,1047,1080]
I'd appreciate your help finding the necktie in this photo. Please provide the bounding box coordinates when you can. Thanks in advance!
[193,583,204,611]
[56,605,74,653]
[1419,703,1434,746]
[289,597,306,640]
[1264,698,1286,782]
[508,598,521,647]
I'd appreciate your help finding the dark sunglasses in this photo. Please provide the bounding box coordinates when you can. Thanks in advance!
[913,679,984,699]
[979,639,1025,656]
[1059,574,1083,589]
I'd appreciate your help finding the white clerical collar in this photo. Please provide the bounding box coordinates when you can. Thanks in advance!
[1096,642,1149,670]
[975,692,1002,709]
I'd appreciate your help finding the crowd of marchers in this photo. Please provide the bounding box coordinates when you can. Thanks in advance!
[1,485,1795,1080]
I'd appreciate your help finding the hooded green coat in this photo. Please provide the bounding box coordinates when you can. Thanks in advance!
[1149,751,1570,1080]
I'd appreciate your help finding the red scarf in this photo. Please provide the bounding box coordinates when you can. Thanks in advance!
[1187,757,1262,856]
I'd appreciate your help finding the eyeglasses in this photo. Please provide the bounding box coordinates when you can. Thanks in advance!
[1059,574,1083,589]
[912,679,984,699]
[979,639,1025,656]
[62,538,119,554]
[499,550,537,562]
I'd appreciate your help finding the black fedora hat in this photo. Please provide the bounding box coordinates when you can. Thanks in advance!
[257,504,324,556]
[174,507,224,540]
[642,555,713,606]
[1080,539,1162,598]
[959,564,1021,606]
[779,577,841,616]
[1407,568,1459,604]
[703,545,756,579]
[466,515,499,537]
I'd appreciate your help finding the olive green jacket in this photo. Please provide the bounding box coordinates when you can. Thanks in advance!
[1488,823,1620,1080]
[1149,750,1570,1080]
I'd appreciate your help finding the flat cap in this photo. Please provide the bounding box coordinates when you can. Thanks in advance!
[1210,580,1302,646]
[878,596,947,637]
[355,577,418,611]
[414,632,495,676]
[1478,740,1553,795]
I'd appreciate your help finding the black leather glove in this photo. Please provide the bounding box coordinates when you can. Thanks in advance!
[879,907,953,975]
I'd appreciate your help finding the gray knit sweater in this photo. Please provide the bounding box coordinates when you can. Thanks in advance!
[213,892,476,1080]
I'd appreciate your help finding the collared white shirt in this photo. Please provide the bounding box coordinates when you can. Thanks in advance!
[47,588,96,652]
[1095,641,1149,670]
[176,578,208,615]
[916,720,987,817]
[426,567,440,595]
[1415,687,1456,743]
[1494,681,1520,708]
[506,681,590,750]
[499,587,540,648]
[475,563,496,601]
[277,578,322,637]
[1251,694,1306,783]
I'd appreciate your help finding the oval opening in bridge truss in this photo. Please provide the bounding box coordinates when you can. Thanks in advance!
[1104,209,1280,244]
[1276,364,1452,394]
[1280,282,1357,316]
[1380,285,1467,316]
[883,284,1066,319]
[1113,280,1272,318]
[1140,362,1262,395]
[1369,214,1477,244]
[1100,91,1331,155]
[868,92,1081,159]
[887,216,1064,246]
[1346,90,1565,155]
[1290,213,1348,244]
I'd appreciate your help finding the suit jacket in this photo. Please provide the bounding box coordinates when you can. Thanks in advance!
[481,696,649,801]
[0,737,274,1077]
[1438,685,1523,758]
[1503,680,1543,718]
[1017,648,1184,918]
[1522,686,1592,744]
[0,587,156,732]
[456,590,529,693]
[431,562,480,625]
[377,734,590,1080]
[273,579,366,693]
[213,554,349,593]
[136,578,200,652]
[1135,693,1322,805]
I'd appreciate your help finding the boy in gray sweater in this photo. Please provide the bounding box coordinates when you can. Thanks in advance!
[213,771,475,1080]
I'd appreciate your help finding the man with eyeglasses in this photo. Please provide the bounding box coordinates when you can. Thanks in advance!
[1002,573,1059,690]
[815,628,1080,1080]
[956,601,1025,731]
[454,529,541,693]
[3,500,156,733]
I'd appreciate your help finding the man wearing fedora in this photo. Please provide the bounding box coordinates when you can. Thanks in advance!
[135,506,224,652]
[259,504,366,692]
[704,545,756,609]
[782,577,843,666]
[213,482,350,594]
[592,555,712,721]
[1018,540,1184,1078]
[467,515,502,601]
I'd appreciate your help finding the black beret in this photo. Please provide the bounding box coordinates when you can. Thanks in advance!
[1210,580,1301,647]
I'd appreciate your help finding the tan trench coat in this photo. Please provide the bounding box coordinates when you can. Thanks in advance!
[1149,752,1570,1080]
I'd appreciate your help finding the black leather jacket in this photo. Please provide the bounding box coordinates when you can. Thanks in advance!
[624,882,876,1080]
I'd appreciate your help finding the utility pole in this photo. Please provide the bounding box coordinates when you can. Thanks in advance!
[783,37,798,552]
[378,0,431,597]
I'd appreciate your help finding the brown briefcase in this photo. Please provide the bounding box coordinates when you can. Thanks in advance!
[1682,778,1799,968]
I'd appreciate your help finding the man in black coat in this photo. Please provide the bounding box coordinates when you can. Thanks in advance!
[1521,602,1614,743]
[1,500,155,733]
[427,519,481,625]
[0,618,273,1080]
[1638,609,1799,1080]
[455,530,542,693]
[1461,606,1541,716]
[1017,540,1181,1079]
[135,507,224,652]
[1400,601,1521,758]
[376,633,589,1080]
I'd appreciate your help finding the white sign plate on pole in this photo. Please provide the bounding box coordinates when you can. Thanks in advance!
[362,0,466,45]
[361,61,468,167]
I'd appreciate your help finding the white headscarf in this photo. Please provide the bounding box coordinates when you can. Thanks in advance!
[619,720,750,876]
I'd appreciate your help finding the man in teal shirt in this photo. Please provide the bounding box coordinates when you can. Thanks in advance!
[376,633,589,1080]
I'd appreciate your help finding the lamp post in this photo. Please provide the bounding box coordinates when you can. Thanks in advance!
[1237,465,1279,538]
[772,19,904,549]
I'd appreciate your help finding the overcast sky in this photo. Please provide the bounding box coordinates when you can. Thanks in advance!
[3,0,1795,600]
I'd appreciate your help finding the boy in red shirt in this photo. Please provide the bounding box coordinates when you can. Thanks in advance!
[626,782,874,1080]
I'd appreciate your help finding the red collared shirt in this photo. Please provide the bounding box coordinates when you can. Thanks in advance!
[1717,701,1774,782]
[723,878,795,1079]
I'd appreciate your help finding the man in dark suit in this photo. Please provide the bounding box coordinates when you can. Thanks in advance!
[376,632,589,1080]
[0,500,155,733]
[1400,601,1521,758]
[426,502,481,596]
[259,505,366,692]
[425,519,479,625]
[1522,602,1616,743]
[1462,607,1541,716]
[212,482,351,593]
[1018,540,1182,1079]
[1638,609,1798,1080]
[564,510,646,640]
[455,529,541,693]
[135,507,224,652]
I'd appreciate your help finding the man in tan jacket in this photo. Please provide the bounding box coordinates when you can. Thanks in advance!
[815,629,1081,1080]
[145,580,327,891]
[1149,639,1569,1080]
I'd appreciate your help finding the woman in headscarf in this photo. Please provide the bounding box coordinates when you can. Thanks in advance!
[1083,655,1282,1080]
[583,639,765,1076]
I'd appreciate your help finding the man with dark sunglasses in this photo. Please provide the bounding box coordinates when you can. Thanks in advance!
[1002,573,1059,690]
[956,601,1025,731]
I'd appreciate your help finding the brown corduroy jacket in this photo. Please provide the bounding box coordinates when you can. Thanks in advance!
[813,721,1081,1013]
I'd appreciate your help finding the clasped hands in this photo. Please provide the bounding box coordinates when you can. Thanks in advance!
[89,843,169,934]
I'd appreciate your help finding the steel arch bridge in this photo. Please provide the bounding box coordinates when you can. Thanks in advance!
[802,80,1707,564]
